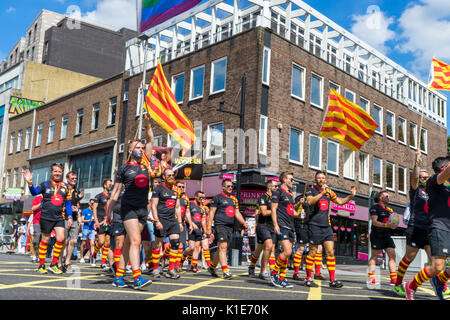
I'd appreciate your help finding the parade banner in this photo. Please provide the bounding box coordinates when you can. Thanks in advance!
[150,146,202,180]
[9,96,44,116]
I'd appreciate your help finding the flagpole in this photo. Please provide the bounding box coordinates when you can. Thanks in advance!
[417,59,433,153]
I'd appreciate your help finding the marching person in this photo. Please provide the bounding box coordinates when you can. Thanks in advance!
[93,179,112,268]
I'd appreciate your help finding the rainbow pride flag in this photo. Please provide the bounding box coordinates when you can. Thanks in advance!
[139,0,202,33]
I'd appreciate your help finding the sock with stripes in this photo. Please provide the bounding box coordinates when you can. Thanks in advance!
[163,244,171,260]
[268,256,276,271]
[210,260,218,270]
[174,246,184,269]
[168,250,178,271]
[314,253,322,275]
[132,269,142,281]
[410,267,432,291]
[101,246,110,265]
[250,253,259,267]
[203,249,211,266]
[113,248,122,268]
[38,241,48,266]
[272,256,287,276]
[326,257,336,282]
[293,252,302,275]
[395,257,411,286]
[152,249,160,271]
[221,265,230,274]
[115,268,125,279]
[93,242,101,258]
[188,254,193,266]
[390,272,397,283]
[51,241,64,265]
[279,259,288,281]
[437,270,450,285]
[192,258,198,269]
[305,255,315,280]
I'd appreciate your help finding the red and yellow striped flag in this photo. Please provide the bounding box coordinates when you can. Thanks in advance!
[143,61,195,155]
[429,57,450,91]
[319,90,378,151]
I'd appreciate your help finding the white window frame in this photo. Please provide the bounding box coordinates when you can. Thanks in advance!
[13,168,18,188]
[373,157,383,188]
[344,89,355,103]
[61,114,68,140]
[397,117,407,145]
[92,103,100,131]
[398,166,407,195]
[373,104,383,135]
[385,161,395,191]
[329,81,341,94]
[385,110,395,141]
[359,152,369,184]
[262,47,271,86]
[210,57,227,95]
[36,123,43,146]
[343,147,355,180]
[108,97,117,125]
[48,119,55,143]
[9,132,15,154]
[409,122,418,150]
[24,127,31,150]
[326,140,339,176]
[16,130,22,152]
[189,65,205,101]
[171,72,185,104]
[76,109,83,135]
[259,115,268,155]
[291,62,306,101]
[153,135,163,147]
[206,121,224,160]
[309,134,322,170]
[5,170,11,189]
[420,128,428,154]
[289,127,304,166]
[359,96,370,113]
[310,72,324,109]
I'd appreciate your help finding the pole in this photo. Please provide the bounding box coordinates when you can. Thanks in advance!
[137,39,149,141]
[417,66,433,152]
[368,187,374,260]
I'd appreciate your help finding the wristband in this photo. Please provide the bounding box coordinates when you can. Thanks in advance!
[26,180,33,186]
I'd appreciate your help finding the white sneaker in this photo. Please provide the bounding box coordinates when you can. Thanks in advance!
[141,263,148,272]
[126,265,132,274]
[80,258,85,264]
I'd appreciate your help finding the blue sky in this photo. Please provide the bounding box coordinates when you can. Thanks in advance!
[1,0,449,133]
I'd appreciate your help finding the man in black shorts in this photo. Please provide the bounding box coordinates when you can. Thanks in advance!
[305,171,356,288]
[206,179,248,279]
[174,180,191,272]
[292,193,310,281]
[151,169,183,279]
[406,156,450,300]
[248,180,278,280]
[367,190,398,287]
[93,179,112,268]
[109,186,126,274]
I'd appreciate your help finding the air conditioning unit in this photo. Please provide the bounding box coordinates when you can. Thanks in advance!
[119,143,125,153]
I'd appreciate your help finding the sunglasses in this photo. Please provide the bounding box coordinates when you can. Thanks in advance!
[225,185,233,189]
[166,174,175,177]
[177,185,185,189]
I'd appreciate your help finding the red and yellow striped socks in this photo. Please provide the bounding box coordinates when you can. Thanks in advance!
[38,241,48,265]
[272,256,287,275]
[132,269,142,281]
[390,272,397,283]
[51,241,64,265]
[221,265,230,274]
[279,259,288,281]
[410,267,432,291]
[93,242,101,258]
[268,256,276,271]
[293,252,302,274]
[192,258,198,268]
[250,253,259,267]
[113,248,122,268]
[437,270,450,285]
[101,246,110,265]
[115,268,125,279]
[314,253,322,275]
[210,261,218,270]
[168,250,178,271]
[396,257,411,286]
[163,244,171,260]
[152,249,160,270]
[326,257,336,282]
[203,249,211,266]
[305,255,315,280]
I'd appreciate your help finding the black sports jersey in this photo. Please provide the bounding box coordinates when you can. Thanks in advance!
[210,193,239,226]
[294,195,310,228]
[257,193,272,225]
[113,189,125,223]
[306,186,337,227]
[179,194,190,223]
[271,187,295,229]
[426,174,450,232]
[189,201,205,230]
[94,191,109,221]
[408,187,430,230]
[116,162,150,208]
[35,180,72,222]
[152,183,180,220]
[370,203,393,234]
[68,187,82,220]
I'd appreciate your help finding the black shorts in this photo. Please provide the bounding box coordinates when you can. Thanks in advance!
[429,228,450,257]
[256,224,276,244]
[40,218,65,235]
[370,232,395,250]
[214,224,233,243]
[277,226,295,243]
[295,223,309,245]
[188,229,203,242]
[154,217,180,238]
[97,225,111,236]
[111,222,126,237]
[406,226,429,249]
[309,224,334,245]
[120,205,147,225]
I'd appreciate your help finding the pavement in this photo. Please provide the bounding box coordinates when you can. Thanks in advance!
[0,252,439,301]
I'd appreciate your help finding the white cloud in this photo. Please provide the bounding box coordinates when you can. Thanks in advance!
[350,8,396,54]
[5,6,16,14]
[80,0,137,31]
[397,0,450,75]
